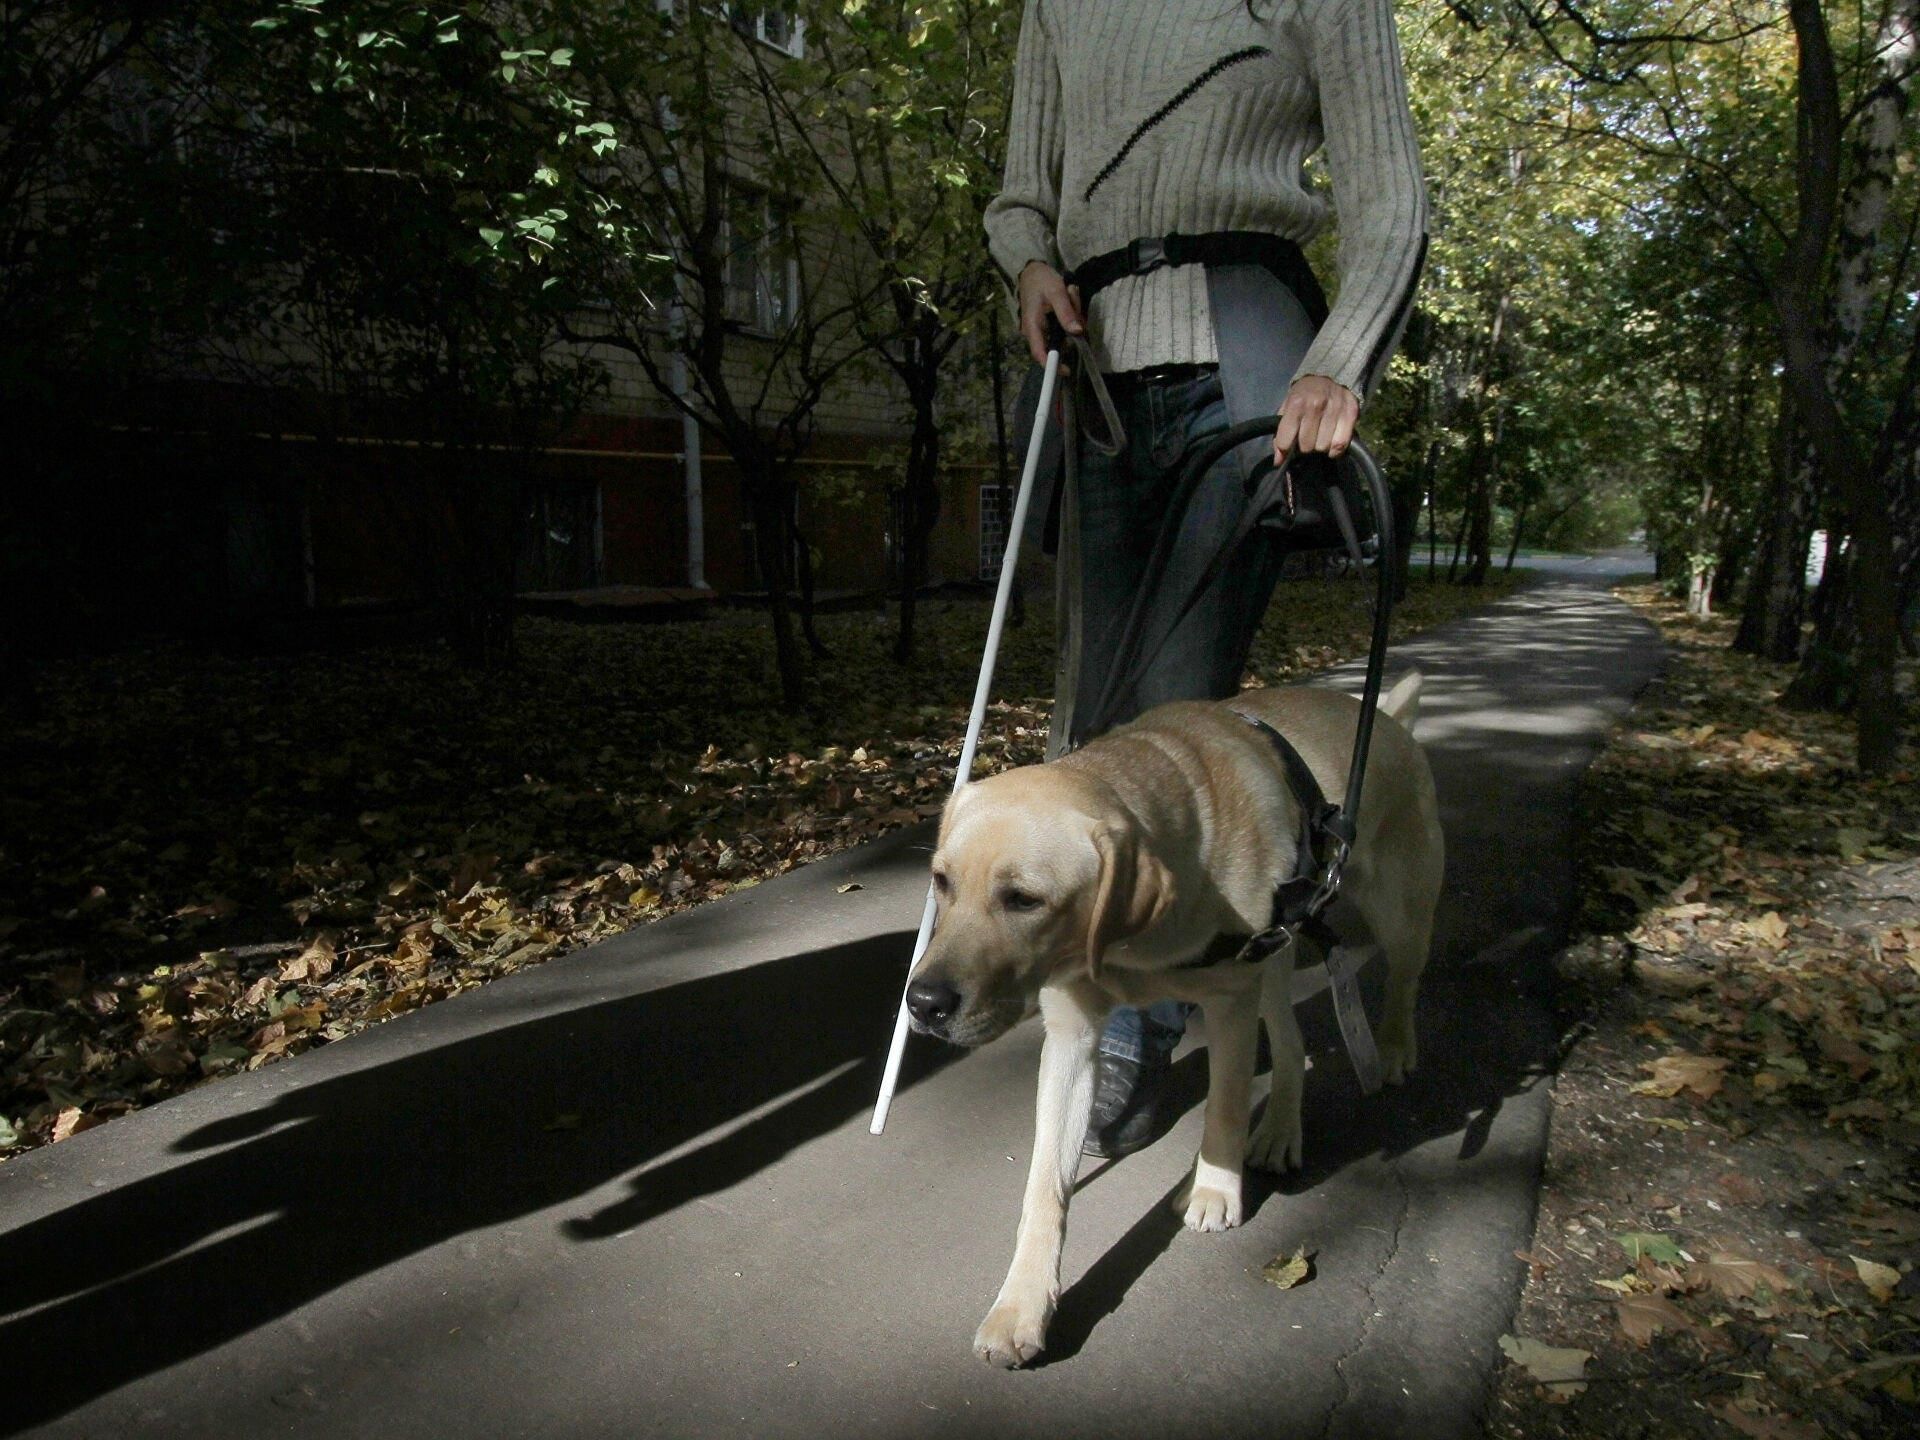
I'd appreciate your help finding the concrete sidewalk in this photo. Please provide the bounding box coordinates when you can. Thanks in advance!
[3,560,1660,1440]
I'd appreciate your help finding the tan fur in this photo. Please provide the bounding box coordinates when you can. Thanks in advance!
[911,672,1445,1367]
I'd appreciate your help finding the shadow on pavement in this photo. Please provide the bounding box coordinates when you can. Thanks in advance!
[0,929,939,1436]
[1041,960,1555,1363]
[1042,576,1662,1365]
[3,572,1665,1428]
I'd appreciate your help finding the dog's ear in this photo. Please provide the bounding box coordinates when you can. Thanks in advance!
[1086,823,1174,978]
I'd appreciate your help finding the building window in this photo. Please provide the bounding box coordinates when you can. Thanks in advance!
[729,7,805,56]
[979,483,1010,580]
[720,179,798,333]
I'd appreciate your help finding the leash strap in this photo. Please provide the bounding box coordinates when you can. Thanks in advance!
[1326,943,1384,1095]
[1228,710,1382,1095]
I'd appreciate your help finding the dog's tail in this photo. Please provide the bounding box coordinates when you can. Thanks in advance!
[1379,669,1423,727]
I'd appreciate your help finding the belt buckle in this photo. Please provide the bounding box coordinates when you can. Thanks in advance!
[1128,236,1167,276]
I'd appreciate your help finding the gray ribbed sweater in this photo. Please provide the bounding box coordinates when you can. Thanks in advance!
[984,0,1428,397]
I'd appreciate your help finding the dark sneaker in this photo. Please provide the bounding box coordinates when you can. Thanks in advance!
[1083,1048,1176,1158]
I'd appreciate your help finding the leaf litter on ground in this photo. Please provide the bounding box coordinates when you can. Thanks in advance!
[0,574,1519,1158]
[1490,585,1919,1440]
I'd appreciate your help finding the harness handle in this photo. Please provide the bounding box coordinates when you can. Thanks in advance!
[1082,415,1397,871]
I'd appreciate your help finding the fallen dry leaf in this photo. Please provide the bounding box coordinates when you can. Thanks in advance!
[1633,1051,1729,1100]
[1689,1253,1795,1304]
[1711,1400,1822,1440]
[139,1032,196,1077]
[1616,1293,1690,1346]
[49,1107,103,1143]
[1498,1334,1590,1400]
[1260,1246,1314,1291]
[1850,1255,1900,1304]
[278,934,337,984]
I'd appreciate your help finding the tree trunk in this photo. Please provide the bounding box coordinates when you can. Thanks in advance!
[1687,565,1714,619]
[1425,470,1438,576]
[1685,474,1716,617]
[893,380,942,663]
[1462,464,1494,586]
[1774,0,1904,769]
[1390,480,1418,602]
[1504,493,1530,572]
[1463,403,1508,586]
[1784,536,1855,707]
[1734,400,1814,659]
[790,489,829,659]
[745,465,808,710]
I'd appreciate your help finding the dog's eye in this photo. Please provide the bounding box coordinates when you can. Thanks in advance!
[932,871,951,897]
[1000,888,1044,913]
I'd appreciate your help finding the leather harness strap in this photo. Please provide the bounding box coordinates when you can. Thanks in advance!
[1184,710,1350,971]
[1177,710,1385,1095]
[1054,231,1395,1097]
[1069,231,1330,327]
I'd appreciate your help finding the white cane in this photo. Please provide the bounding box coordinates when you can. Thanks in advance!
[869,342,1064,1135]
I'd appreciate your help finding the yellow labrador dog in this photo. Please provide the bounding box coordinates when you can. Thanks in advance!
[904,672,1443,1368]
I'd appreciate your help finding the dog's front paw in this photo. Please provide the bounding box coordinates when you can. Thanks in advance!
[974,1302,1049,1368]
[1246,1112,1302,1172]
[1173,1158,1244,1232]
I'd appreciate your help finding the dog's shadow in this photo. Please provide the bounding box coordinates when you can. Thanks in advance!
[1041,962,1545,1364]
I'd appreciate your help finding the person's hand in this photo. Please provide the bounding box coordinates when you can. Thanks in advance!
[1017,260,1084,364]
[1273,375,1359,465]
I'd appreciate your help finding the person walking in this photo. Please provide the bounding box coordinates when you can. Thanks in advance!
[982,0,1428,1157]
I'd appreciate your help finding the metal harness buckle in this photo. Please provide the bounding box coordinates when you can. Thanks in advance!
[1127,235,1168,276]
[1309,839,1350,917]
[1228,923,1293,969]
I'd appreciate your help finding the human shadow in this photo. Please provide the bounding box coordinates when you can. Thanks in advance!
[0,928,942,1435]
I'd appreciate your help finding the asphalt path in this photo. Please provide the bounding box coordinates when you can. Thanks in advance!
[2,552,1661,1439]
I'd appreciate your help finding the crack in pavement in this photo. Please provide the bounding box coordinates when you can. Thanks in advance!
[1321,1155,1413,1440]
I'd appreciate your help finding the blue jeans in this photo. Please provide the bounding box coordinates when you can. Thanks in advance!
[1080,367,1290,1062]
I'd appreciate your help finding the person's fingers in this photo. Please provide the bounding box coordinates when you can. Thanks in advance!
[1020,270,1085,362]
[1017,262,1052,363]
[1293,401,1326,456]
[1272,407,1300,464]
[1326,398,1358,457]
[1038,274,1082,347]
[1022,308,1048,365]
[1276,378,1361,459]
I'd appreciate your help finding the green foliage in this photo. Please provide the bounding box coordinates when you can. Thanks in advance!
[11,0,1909,670]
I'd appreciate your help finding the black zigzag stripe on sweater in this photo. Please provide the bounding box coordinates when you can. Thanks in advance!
[1082,47,1271,203]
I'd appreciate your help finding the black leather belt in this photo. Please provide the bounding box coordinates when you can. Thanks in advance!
[1113,362,1216,387]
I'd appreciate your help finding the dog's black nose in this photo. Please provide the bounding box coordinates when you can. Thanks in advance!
[906,978,961,1030]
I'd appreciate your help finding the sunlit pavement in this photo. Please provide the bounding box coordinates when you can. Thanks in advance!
[2,558,1661,1440]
